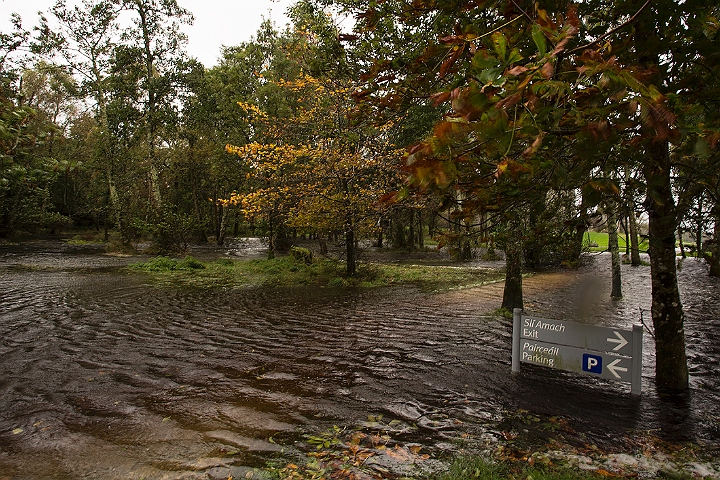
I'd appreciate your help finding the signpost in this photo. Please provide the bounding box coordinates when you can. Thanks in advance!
[511,309,643,395]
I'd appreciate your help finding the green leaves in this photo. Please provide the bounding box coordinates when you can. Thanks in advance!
[491,31,507,59]
[532,23,547,57]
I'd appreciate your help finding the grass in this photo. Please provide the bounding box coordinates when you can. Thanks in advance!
[128,255,506,291]
[433,456,608,480]
[585,231,700,261]
[584,231,650,253]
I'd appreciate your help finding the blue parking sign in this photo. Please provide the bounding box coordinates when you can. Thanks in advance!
[583,353,603,374]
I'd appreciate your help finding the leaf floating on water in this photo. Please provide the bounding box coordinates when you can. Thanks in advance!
[596,469,621,477]
[12,428,23,435]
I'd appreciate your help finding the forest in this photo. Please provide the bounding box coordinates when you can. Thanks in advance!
[1,0,718,393]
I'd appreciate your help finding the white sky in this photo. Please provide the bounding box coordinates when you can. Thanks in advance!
[0,0,296,67]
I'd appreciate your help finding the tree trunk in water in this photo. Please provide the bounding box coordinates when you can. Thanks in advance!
[107,169,123,238]
[644,141,689,392]
[346,225,356,276]
[607,200,622,298]
[502,238,523,311]
[629,209,642,266]
[417,211,424,248]
[695,194,704,258]
[621,215,630,256]
[267,217,275,260]
[635,6,688,391]
[709,207,720,277]
[217,204,229,246]
[408,209,415,250]
[567,198,588,266]
[678,227,686,258]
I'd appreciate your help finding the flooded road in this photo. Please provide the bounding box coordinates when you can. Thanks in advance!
[0,240,718,478]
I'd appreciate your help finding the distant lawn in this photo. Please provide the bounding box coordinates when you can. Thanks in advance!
[127,255,506,291]
[585,231,650,253]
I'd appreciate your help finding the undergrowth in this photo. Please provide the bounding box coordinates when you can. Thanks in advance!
[127,255,505,290]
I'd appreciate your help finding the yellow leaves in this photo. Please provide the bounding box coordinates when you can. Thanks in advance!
[226,141,319,176]
[236,101,267,119]
[273,73,323,92]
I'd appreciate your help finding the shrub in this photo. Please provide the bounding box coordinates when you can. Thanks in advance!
[178,256,205,270]
[132,255,205,272]
[290,246,314,265]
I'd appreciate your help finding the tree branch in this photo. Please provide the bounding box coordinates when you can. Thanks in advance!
[566,0,652,55]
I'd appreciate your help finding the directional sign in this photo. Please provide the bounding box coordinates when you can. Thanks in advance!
[519,339,634,383]
[520,315,632,356]
[511,309,643,395]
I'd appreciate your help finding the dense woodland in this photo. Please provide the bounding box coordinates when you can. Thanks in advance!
[1,0,719,391]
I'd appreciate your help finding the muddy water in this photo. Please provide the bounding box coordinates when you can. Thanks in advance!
[0,240,718,478]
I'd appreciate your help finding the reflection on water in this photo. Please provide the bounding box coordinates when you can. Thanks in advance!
[0,240,718,478]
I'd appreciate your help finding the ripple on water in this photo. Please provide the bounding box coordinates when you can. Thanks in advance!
[0,247,718,477]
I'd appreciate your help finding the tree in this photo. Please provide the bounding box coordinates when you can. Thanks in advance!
[605,198,622,298]
[113,0,193,210]
[0,21,72,237]
[224,4,402,272]
[43,0,123,235]
[325,0,720,391]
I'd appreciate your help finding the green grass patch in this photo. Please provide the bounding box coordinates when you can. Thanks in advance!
[127,255,505,290]
[584,231,650,253]
[65,232,108,245]
[433,456,607,480]
[129,255,205,271]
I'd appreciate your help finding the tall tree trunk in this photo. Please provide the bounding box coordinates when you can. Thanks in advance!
[417,210,424,248]
[636,5,688,392]
[136,0,162,210]
[346,220,356,276]
[502,234,523,311]
[629,209,642,266]
[621,215,630,256]
[107,158,122,233]
[217,204,229,246]
[709,206,720,277]
[695,194,704,258]
[267,216,275,260]
[643,141,689,391]
[408,209,415,250]
[678,227,686,259]
[607,200,622,298]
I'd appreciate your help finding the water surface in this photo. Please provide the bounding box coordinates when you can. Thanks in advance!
[0,240,718,478]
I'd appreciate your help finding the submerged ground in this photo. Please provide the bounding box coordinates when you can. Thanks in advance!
[0,238,718,479]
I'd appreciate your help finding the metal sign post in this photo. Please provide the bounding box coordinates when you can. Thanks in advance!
[512,309,643,395]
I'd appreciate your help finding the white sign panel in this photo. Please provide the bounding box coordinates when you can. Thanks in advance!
[512,309,643,395]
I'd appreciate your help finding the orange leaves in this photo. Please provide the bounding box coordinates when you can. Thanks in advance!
[495,157,531,179]
[430,90,451,106]
[540,61,555,79]
[536,8,557,31]
[638,97,679,143]
[495,92,522,110]
[507,65,529,77]
[522,133,545,158]
[433,119,470,144]
[439,44,465,79]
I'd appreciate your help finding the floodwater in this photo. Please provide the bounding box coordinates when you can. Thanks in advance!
[0,239,718,479]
